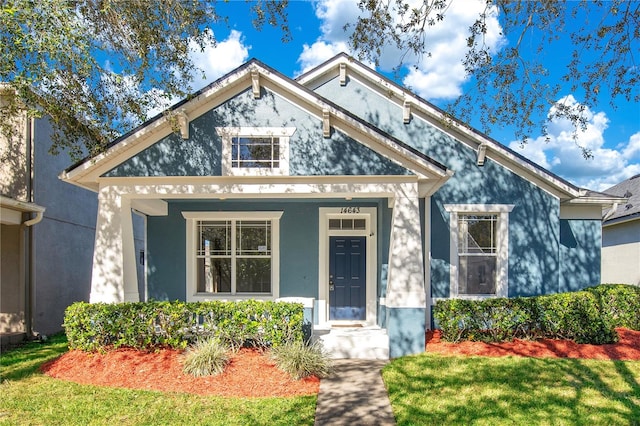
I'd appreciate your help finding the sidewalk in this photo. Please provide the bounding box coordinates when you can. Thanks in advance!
[314,359,396,426]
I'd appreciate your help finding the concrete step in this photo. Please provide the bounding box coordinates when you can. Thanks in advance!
[313,327,389,360]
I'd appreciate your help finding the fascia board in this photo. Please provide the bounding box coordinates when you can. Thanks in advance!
[563,196,628,205]
[62,67,256,188]
[300,55,583,199]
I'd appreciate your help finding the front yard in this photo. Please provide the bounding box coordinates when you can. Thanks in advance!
[0,334,316,426]
[3,333,640,425]
[383,353,640,425]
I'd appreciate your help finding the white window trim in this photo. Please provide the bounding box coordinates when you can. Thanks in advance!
[444,204,514,300]
[216,127,296,177]
[182,211,283,302]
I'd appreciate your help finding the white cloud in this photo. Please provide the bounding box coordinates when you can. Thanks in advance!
[298,0,505,100]
[508,95,640,191]
[298,41,350,74]
[188,30,250,89]
[146,30,250,118]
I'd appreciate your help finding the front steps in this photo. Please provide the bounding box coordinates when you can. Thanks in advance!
[312,326,389,360]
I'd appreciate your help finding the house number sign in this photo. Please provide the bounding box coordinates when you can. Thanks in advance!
[340,207,361,214]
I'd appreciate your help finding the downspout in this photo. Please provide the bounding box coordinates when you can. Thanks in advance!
[25,115,38,340]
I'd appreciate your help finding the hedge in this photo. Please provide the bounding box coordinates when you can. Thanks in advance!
[433,284,640,344]
[63,300,304,352]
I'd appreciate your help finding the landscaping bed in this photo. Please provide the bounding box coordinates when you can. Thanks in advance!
[41,347,320,398]
[38,328,640,401]
[426,327,640,360]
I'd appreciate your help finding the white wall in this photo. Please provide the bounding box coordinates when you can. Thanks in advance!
[601,220,640,285]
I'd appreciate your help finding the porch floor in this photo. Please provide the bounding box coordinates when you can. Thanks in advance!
[312,325,389,360]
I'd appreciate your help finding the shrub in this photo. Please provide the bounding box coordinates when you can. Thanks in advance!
[270,340,332,380]
[585,284,640,330]
[63,300,304,352]
[182,338,230,377]
[433,284,638,345]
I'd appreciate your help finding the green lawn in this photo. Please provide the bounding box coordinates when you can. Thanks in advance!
[0,334,316,426]
[383,353,640,425]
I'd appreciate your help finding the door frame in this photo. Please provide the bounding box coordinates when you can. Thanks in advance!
[318,207,377,326]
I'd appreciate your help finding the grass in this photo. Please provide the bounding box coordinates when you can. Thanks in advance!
[0,334,316,426]
[382,353,640,425]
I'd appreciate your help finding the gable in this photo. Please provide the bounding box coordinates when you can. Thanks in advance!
[63,59,447,191]
[298,54,586,200]
[103,86,411,178]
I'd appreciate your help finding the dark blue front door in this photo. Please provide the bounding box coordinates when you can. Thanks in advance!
[329,236,366,320]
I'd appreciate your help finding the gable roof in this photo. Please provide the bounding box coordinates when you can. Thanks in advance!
[603,174,640,224]
[297,53,599,202]
[61,59,450,192]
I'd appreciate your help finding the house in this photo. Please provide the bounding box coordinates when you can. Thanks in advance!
[60,54,620,358]
[601,175,640,285]
[0,86,143,349]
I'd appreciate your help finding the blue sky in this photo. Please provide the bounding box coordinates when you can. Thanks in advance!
[161,0,639,191]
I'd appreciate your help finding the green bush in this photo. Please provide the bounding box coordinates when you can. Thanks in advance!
[270,340,332,380]
[433,284,640,345]
[63,300,304,352]
[182,338,230,377]
[585,284,640,330]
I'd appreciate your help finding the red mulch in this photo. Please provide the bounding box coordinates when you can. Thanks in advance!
[41,347,319,398]
[41,328,640,398]
[426,327,640,361]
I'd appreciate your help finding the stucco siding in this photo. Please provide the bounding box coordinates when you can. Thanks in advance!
[559,219,602,291]
[146,199,392,306]
[602,220,640,285]
[104,88,408,178]
[1,224,24,334]
[314,75,564,297]
[32,118,98,335]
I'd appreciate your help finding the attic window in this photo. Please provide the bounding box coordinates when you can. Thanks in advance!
[232,136,280,168]
[217,127,295,176]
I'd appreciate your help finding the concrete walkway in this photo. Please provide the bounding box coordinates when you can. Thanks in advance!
[314,359,396,426]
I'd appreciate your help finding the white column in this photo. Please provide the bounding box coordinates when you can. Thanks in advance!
[385,183,426,308]
[90,187,139,303]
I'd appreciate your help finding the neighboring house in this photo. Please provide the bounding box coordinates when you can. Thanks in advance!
[0,87,144,348]
[601,175,640,285]
[60,54,621,358]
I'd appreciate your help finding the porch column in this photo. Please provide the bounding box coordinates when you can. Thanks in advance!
[386,183,426,358]
[90,187,139,303]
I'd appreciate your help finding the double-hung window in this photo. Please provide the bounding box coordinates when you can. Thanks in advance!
[217,127,295,176]
[445,204,514,299]
[183,212,283,300]
[457,214,497,295]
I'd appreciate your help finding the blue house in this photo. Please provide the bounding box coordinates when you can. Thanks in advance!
[61,54,618,358]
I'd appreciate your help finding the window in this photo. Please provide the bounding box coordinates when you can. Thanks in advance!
[217,127,295,176]
[183,212,283,300]
[457,215,497,295]
[231,136,280,168]
[444,204,514,299]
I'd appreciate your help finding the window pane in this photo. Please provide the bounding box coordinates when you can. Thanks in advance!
[231,136,279,168]
[199,221,231,256]
[197,257,231,293]
[458,256,496,295]
[459,215,497,254]
[329,219,341,230]
[237,221,271,255]
[353,219,366,230]
[236,258,271,293]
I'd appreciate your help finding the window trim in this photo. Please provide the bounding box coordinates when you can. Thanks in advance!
[444,204,514,300]
[182,211,283,301]
[216,127,296,176]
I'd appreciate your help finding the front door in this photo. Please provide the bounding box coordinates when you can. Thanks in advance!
[329,236,366,320]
